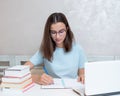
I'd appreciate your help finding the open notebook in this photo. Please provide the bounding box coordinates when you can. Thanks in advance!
[41,78,84,89]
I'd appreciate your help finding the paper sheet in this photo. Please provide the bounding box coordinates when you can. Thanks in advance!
[41,78,84,89]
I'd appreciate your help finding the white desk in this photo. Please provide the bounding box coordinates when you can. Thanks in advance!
[0,84,80,96]
[1,84,120,96]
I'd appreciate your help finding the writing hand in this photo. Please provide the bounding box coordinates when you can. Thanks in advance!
[39,73,54,85]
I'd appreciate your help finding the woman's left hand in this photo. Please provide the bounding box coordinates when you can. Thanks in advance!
[77,74,85,84]
[78,68,85,84]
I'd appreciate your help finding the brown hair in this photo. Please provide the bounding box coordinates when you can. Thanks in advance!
[40,12,74,61]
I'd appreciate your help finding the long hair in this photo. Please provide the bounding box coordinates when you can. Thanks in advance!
[40,12,75,61]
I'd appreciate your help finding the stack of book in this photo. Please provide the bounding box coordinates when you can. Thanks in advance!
[1,65,34,93]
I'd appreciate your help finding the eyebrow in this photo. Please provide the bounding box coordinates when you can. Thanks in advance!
[50,28,66,31]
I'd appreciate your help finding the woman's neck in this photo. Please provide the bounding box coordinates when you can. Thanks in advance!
[56,44,64,48]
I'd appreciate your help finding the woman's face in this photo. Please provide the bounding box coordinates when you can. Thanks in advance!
[50,22,67,48]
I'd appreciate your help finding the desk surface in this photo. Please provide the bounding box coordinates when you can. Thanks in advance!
[0,84,80,96]
[1,84,120,96]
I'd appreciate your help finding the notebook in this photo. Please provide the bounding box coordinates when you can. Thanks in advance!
[41,78,84,89]
[85,60,120,96]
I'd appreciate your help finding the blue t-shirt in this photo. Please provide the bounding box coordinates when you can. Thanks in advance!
[30,43,87,78]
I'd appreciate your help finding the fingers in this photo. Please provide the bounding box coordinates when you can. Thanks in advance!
[39,73,54,85]
[77,75,85,84]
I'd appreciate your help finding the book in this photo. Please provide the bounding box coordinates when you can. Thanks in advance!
[2,73,31,83]
[41,78,84,89]
[4,65,30,77]
[1,77,32,89]
[1,65,34,95]
[2,82,34,94]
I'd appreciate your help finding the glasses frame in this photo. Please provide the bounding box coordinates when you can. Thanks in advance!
[50,29,66,37]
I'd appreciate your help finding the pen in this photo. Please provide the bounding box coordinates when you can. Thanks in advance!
[43,66,48,74]
[43,66,54,84]
[72,89,81,96]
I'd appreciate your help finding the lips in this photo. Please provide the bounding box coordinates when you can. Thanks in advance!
[56,39,60,41]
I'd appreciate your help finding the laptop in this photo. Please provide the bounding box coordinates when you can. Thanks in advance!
[85,60,120,96]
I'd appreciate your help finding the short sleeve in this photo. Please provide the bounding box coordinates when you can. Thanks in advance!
[77,45,87,69]
[29,51,44,66]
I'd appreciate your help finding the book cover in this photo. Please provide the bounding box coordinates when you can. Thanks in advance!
[4,65,30,77]
[5,65,29,71]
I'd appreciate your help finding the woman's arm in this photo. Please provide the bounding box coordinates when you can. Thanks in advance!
[24,61,54,85]
[24,61,34,69]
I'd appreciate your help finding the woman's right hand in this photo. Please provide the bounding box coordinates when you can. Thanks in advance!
[39,73,54,85]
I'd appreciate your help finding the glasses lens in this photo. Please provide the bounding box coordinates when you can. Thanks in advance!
[50,29,66,36]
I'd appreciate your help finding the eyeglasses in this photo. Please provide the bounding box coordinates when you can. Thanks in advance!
[50,29,66,37]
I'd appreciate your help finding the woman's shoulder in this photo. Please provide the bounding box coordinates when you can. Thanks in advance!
[33,50,43,57]
[72,43,83,50]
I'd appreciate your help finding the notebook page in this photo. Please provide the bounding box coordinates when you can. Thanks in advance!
[41,78,64,89]
[63,78,84,88]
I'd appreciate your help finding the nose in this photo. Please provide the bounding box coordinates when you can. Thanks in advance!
[56,33,60,38]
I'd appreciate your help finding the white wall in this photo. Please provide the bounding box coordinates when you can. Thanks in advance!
[0,0,64,55]
[0,0,120,56]
[64,0,120,56]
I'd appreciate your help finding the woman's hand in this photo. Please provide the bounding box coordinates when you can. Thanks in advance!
[78,68,85,84]
[39,73,54,85]
[32,73,54,85]
[77,74,85,84]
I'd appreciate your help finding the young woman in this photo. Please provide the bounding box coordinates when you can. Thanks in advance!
[25,12,87,85]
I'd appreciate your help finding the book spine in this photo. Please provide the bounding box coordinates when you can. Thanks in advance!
[22,82,34,92]
[1,78,32,88]
[2,73,31,83]
[2,82,34,93]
